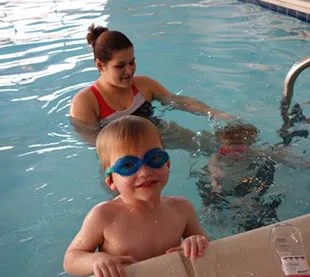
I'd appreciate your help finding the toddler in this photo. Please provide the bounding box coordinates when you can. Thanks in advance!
[64,115,208,277]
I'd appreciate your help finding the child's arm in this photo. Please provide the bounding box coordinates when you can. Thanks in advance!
[63,206,136,277]
[166,199,208,260]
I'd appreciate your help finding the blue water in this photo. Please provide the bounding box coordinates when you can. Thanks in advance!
[0,0,309,276]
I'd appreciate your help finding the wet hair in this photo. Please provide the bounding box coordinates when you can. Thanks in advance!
[96,115,163,169]
[215,122,258,145]
[86,24,133,62]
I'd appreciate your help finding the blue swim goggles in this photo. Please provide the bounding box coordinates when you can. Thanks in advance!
[105,148,169,177]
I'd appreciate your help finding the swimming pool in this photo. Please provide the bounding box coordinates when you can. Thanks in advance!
[0,0,309,276]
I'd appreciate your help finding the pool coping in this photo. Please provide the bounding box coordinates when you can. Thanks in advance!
[239,0,310,23]
[88,214,310,277]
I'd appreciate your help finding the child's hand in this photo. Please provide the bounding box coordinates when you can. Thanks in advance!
[166,235,208,260]
[181,235,209,260]
[92,252,136,277]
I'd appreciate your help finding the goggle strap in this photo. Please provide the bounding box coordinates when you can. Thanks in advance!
[104,167,114,178]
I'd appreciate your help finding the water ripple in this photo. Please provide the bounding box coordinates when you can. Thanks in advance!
[19,144,83,157]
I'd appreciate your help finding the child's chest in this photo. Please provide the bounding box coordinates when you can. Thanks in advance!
[101,210,185,260]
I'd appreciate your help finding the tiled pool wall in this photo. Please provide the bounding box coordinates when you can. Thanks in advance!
[240,0,310,23]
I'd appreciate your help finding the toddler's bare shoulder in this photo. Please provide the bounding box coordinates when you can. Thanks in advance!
[86,200,121,223]
[164,196,193,209]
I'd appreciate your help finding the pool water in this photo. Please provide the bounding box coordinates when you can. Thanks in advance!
[0,0,309,276]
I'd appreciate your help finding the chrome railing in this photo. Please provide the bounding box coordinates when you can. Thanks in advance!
[279,57,310,136]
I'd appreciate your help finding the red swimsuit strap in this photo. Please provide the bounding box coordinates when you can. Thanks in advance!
[131,84,138,95]
[90,84,139,119]
[90,85,115,118]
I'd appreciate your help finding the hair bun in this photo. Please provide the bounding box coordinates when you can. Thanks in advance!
[86,24,109,48]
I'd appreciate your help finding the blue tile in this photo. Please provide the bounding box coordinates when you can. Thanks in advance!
[288,8,297,18]
[296,11,308,22]
[269,3,279,13]
[277,5,288,15]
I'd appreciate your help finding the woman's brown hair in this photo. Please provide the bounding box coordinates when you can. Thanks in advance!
[86,24,133,63]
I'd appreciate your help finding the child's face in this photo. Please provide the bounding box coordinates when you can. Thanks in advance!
[105,135,170,202]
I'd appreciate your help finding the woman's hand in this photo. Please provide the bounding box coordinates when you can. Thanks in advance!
[166,235,208,260]
[92,252,136,277]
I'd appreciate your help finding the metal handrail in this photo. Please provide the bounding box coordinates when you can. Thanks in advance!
[279,57,310,133]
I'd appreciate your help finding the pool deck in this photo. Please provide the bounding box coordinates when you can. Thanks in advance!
[265,0,310,14]
[240,0,310,22]
[89,214,310,277]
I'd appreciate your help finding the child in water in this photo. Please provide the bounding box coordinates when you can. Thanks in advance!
[63,115,208,277]
[208,122,271,196]
[197,122,309,232]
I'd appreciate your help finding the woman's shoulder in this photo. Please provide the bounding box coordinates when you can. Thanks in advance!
[70,87,95,112]
[133,75,170,100]
[133,75,166,89]
[72,86,93,102]
[70,86,99,122]
[133,75,154,83]
[132,76,154,100]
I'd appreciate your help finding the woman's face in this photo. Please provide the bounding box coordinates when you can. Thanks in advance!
[99,47,136,89]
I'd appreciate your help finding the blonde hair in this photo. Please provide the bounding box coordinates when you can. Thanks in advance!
[96,115,163,169]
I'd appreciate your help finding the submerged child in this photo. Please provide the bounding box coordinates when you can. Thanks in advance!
[197,122,309,232]
[64,115,208,277]
[208,122,273,196]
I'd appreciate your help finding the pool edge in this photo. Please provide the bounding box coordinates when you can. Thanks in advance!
[239,0,310,23]
[88,214,310,277]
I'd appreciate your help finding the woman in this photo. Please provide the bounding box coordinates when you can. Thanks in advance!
[70,24,234,151]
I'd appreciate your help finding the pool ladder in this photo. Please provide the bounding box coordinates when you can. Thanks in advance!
[279,57,310,142]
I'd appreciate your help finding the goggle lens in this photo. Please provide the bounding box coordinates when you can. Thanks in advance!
[105,148,169,177]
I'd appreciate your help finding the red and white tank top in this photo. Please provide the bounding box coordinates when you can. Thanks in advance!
[90,84,147,126]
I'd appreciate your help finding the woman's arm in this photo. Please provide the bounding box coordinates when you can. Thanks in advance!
[70,117,99,146]
[70,88,98,124]
[142,76,235,121]
[69,89,101,146]
[161,93,234,121]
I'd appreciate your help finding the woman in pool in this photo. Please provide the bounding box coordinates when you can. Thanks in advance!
[70,24,234,150]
